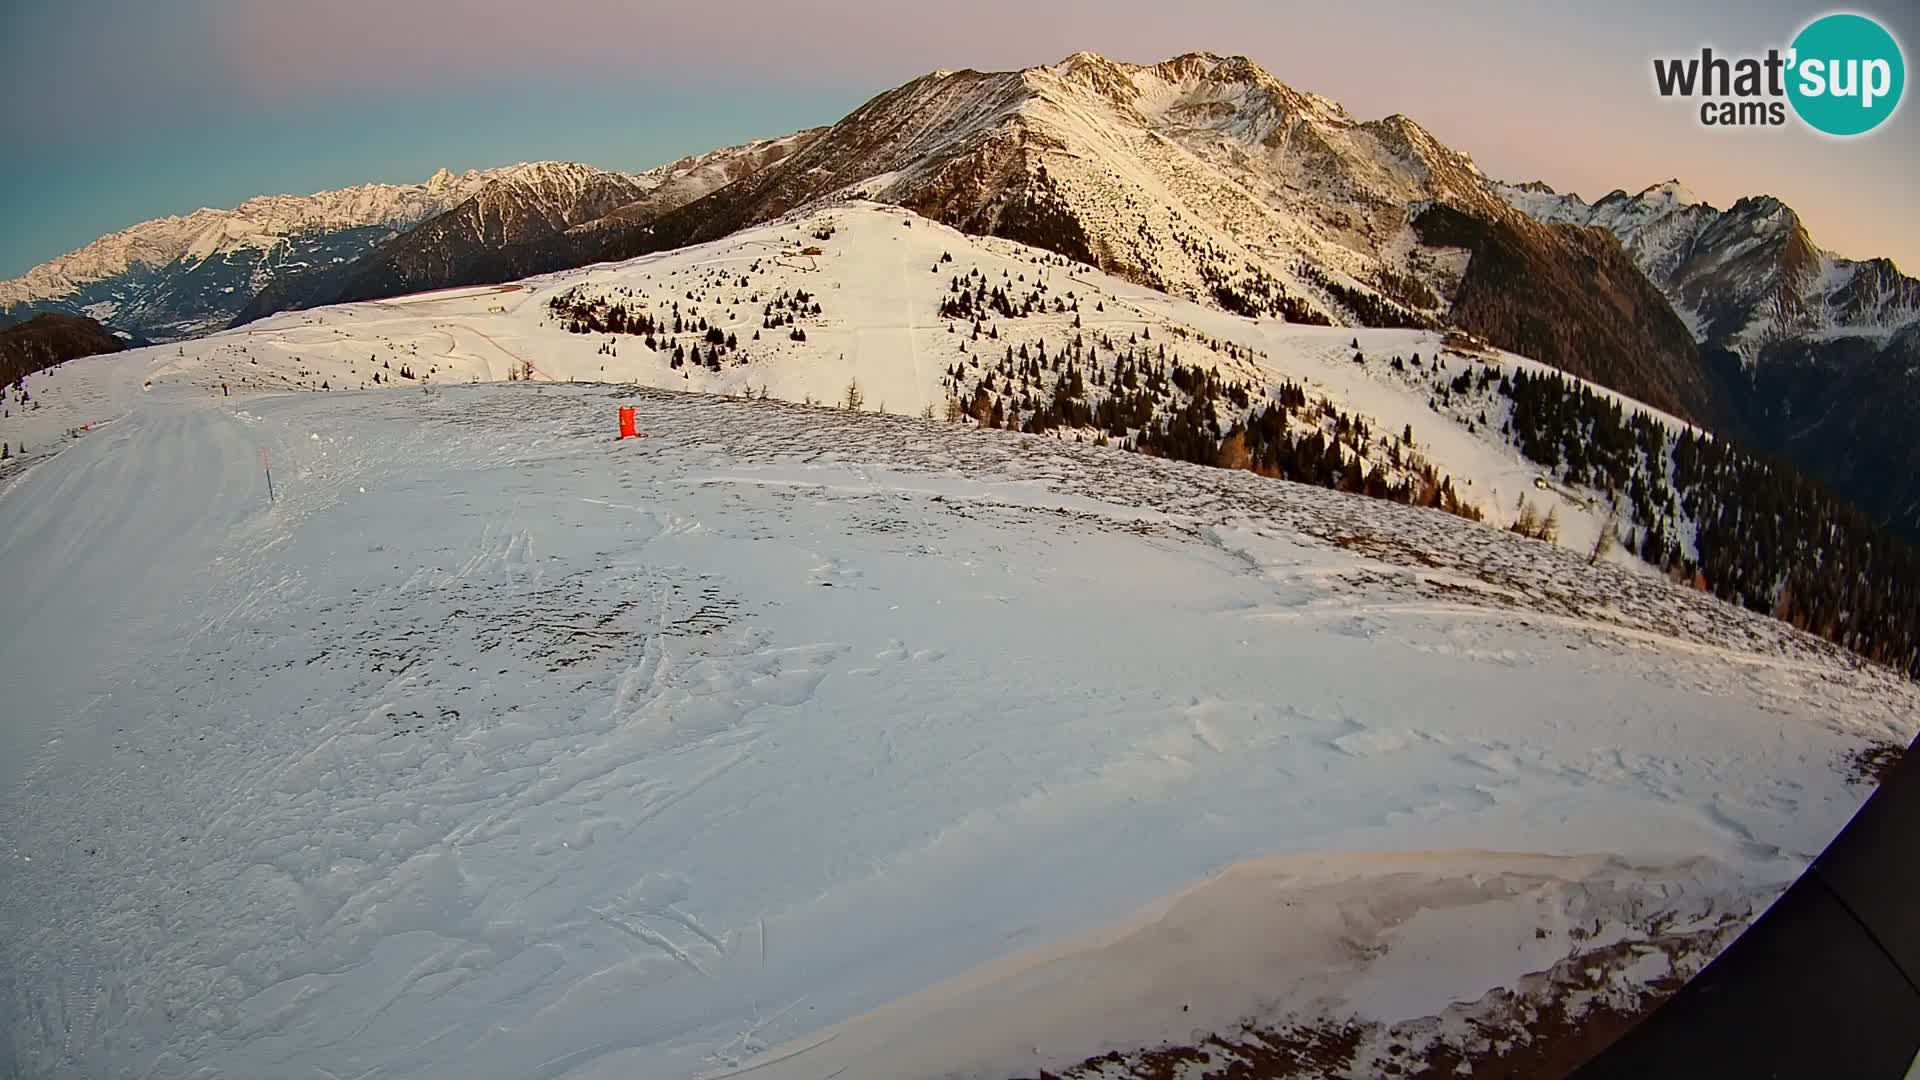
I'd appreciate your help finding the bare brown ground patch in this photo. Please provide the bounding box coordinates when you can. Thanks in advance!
[1843,740,1906,787]
[1026,914,1740,1080]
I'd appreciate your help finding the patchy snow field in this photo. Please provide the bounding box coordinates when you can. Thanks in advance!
[2,340,1914,1078]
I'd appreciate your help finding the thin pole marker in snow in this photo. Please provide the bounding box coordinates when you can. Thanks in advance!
[263,448,276,503]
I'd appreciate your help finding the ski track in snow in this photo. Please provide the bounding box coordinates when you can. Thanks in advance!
[3,347,1918,1073]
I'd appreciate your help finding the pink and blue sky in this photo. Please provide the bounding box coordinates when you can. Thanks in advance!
[4,0,1916,277]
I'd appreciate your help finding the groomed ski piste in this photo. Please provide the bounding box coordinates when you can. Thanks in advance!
[3,204,1916,1079]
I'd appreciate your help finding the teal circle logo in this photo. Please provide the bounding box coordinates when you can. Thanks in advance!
[1787,13,1905,135]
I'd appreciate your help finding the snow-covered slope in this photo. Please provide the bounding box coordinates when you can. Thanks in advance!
[8,52,1717,428]
[541,51,1711,431]
[1,203,1720,571]
[2,279,1914,1077]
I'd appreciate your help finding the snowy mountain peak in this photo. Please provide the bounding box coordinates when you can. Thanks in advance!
[1055,48,1136,71]
[1041,49,1355,133]
[455,161,646,227]
[1500,174,1920,357]
[491,160,625,186]
[1724,193,1798,228]
[575,48,1533,349]
[1635,178,1701,207]
[1047,49,1144,105]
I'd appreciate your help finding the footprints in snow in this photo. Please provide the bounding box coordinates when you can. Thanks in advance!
[847,639,945,678]
[807,558,863,589]
[1330,728,1417,757]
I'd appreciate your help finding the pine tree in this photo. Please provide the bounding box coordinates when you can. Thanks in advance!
[1341,455,1364,493]
[1513,499,1540,539]
[1589,498,1621,564]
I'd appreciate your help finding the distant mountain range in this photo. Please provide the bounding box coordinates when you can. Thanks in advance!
[0,136,820,343]
[233,133,820,323]
[4,50,1916,536]
[0,167,511,339]
[1500,179,1920,537]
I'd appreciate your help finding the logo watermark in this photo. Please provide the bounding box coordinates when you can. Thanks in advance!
[1652,11,1905,135]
